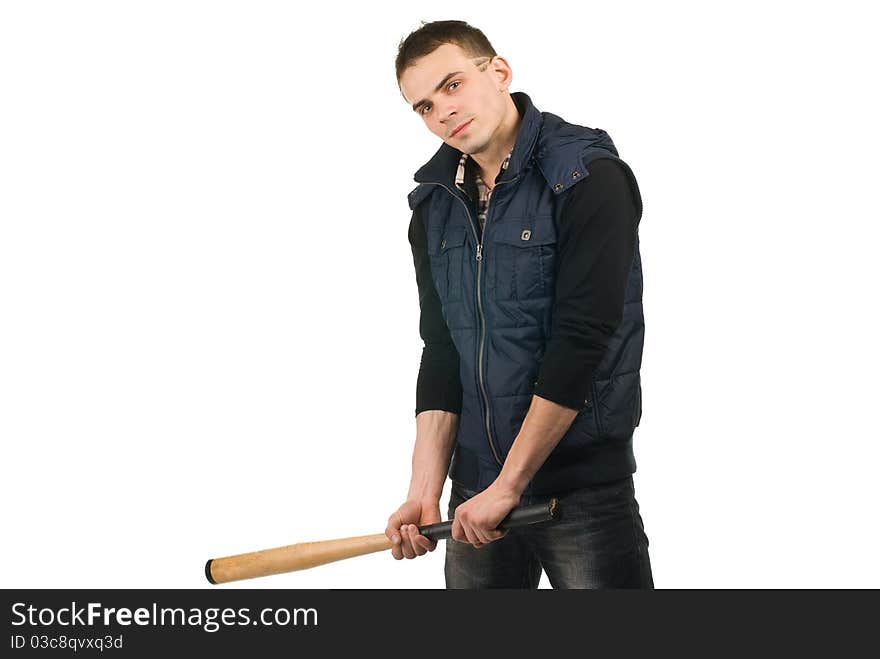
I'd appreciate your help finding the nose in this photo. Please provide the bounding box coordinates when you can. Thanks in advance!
[437,101,457,127]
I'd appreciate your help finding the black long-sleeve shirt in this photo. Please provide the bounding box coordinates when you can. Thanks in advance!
[409,157,640,416]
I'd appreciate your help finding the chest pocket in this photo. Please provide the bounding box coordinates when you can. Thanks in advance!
[427,225,467,304]
[487,218,557,301]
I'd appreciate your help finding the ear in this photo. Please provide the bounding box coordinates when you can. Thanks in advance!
[490,55,514,92]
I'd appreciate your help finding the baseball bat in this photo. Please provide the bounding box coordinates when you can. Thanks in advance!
[205,498,561,584]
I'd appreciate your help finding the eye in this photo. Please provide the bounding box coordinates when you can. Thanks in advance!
[420,81,462,116]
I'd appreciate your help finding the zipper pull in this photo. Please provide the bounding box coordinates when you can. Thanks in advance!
[476,243,483,261]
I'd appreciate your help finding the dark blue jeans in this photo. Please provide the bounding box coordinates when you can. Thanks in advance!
[445,476,653,589]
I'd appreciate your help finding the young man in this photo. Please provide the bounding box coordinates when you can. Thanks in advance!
[386,20,653,588]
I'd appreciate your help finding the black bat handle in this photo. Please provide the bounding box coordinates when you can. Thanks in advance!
[417,498,561,542]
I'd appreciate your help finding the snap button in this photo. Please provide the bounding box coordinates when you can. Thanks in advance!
[572,170,581,178]
[521,230,531,241]
[553,183,563,191]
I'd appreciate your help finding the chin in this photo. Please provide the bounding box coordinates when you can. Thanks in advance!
[465,139,489,156]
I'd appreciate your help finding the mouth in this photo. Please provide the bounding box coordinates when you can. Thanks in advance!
[450,119,473,138]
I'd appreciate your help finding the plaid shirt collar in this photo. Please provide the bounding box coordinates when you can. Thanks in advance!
[454,150,513,200]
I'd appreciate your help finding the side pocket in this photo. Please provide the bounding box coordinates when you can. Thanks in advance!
[441,227,466,303]
[592,380,605,437]
[556,398,600,452]
[634,380,642,427]
[427,226,467,303]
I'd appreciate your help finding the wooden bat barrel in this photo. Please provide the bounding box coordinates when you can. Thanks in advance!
[206,533,393,584]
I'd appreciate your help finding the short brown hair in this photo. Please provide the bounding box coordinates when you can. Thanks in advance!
[395,20,497,94]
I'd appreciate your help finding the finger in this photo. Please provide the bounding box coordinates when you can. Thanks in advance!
[407,524,430,556]
[385,522,402,542]
[406,527,428,557]
[386,509,405,535]
[411,532,429,556]
[389,531,404,560]
[461,517,488,546]
[388,526,404,560]
[399,525,413,559]
[473,529,491,546]
[451,518,466,543]
[485,528,507,542]
[414,520,439,554]
[385,515,405,560]
[462,523,481,547]
[401,525,417,560]
[414,532,437,553]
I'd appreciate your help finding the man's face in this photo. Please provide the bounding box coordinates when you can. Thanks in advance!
[399,43,511,155]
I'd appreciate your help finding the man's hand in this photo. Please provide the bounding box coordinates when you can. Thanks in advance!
[385,499,441,560]
[451,481,521,548]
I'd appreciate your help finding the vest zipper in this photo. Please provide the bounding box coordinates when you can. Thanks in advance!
[420,177,517,468]
[478,176,519,466]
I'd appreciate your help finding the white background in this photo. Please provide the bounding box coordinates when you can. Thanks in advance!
[1,1,878,589]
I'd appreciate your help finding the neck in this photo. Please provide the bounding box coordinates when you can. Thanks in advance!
[470,95,522,188]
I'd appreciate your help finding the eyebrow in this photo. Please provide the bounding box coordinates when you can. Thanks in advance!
[411,71,464,113]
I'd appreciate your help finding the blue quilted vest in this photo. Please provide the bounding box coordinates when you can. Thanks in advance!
[407,91,644,496]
